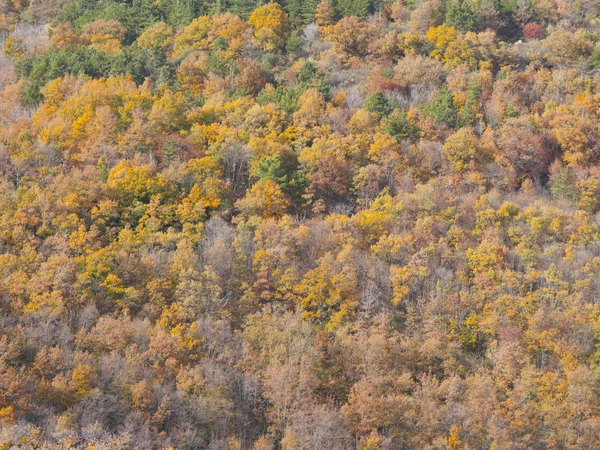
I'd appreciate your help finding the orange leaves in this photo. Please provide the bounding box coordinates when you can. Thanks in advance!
[33,76,155,155]
[177,51,209,96]
[81,19,126,55]
[322,16,375,58]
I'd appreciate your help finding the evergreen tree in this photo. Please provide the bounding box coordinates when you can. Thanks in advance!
[458,80,481,127]
[364,91,393,117]
[425,85,457,128]
[445,0,478,32]
[300,0,320,24]
[336,0,377,19]
[384,110,419,141]
[231,0,263,20]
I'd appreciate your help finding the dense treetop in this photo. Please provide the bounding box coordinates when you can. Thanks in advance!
[1,0,600,448]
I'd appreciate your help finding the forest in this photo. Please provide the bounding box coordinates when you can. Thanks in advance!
[1,0,600,448]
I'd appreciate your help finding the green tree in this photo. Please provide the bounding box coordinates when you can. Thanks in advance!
[424,85,456,128]
[364,91,394,117]
[383,110,419,141]
[445,0,478,32]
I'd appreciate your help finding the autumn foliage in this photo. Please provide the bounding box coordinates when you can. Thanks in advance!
[1,0,600,448]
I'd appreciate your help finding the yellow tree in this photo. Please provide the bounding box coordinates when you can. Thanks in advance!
[173,16,212,57]
[426,24,457,61]
[137,21,174,52]
[248,2,289,53]
[296,251,358,330]
[210,12,249,60]
[443,127,489,172]
[235,179,290,219]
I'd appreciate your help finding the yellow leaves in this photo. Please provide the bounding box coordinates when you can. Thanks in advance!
[354,190,403,245]
[71,364,96,398]
[170,322,202,355]
[567,210,598,247]
[315,0,335,28]
[473,202,519,236]
[445,425,464,450]
[426,25,483,68]
[0,405,16,424]
[248,2,289,53]
[445,36,477,69]
[443,127,485,172]
[176,185,208,224]
[293,88,326,128]
[368,132,400,163]
[101,272,125,296]
[173,15,212,57]
[390,263,428,306]
[107,161,173,205]
[576,177,600,212]
[426,24,457,60]
[3,35,24,58]
[371,234,414,263]
[348,109,379,135]
[549,104,595,166]
[355,208,389,245]
[296,253,358,330]
[210,12,248,60]
[357,432,384,450]
[466,240,505,279]
[150,88,189,132]
[177,51,209,96]
[137,21,174,51]
[23,291,64,314]
[236,179,290,219]
[33,76,155,153]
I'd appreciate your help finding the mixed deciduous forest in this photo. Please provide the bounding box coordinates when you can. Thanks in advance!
[1,0,600,448]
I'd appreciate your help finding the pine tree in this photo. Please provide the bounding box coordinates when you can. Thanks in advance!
[445,0,478,32]
[300,0,320,25]
[425,85,457,128]
[336,0,373,19]
[364,91,393,117]
[231,0,262,20]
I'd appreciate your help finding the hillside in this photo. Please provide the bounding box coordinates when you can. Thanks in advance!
[1,0,600,448]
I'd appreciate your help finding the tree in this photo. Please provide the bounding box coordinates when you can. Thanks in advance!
[426,24,457,61]
[364,91,393,117]
[248,2,290,53]
[443,127,490,172]
[236,179,290,218]
[323,16,373,56]
[445,0,478,32]
[315,0,335,27]
[383,110,419,141]
[336,0,377,19]
[296,253,358,330]
[81,19,127,55]
[173,15,212,57]
[137,22,174,52]
[425,85,456,128]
